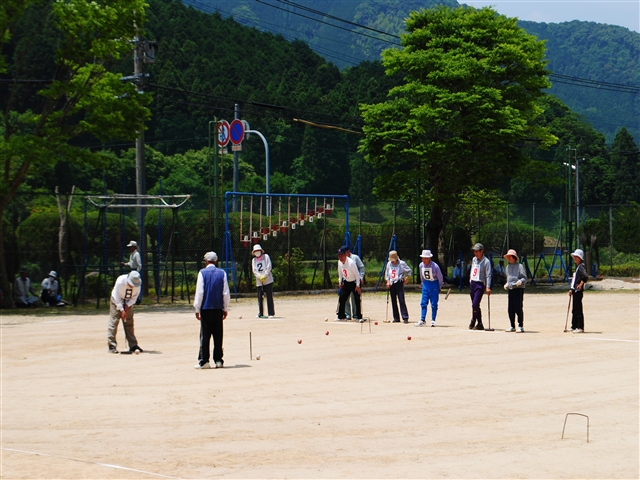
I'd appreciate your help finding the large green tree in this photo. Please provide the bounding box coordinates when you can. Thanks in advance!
[0,0,151,305]
[610,127,640,204]
[359,6,557,263]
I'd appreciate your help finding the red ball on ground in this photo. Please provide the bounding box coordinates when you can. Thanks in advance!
[407,336,412,340]
[374,321,378,325]
[325,331,329,335]
[298,339,302,344]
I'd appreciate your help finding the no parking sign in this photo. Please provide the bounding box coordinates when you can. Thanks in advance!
[218,120,230,147]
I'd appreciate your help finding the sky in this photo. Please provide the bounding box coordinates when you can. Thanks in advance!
[463,0,640,32]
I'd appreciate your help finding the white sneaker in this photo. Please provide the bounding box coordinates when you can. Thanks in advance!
[573,328,583,333]
[194,362,211,369]
[268,315,275,318]
[335,318,346,322]
[517,326,524,333]
[415,321,426,327]
[215,361,223,368]
[505,327,515,332]
[358,318,366,323]
[431,320,436,327]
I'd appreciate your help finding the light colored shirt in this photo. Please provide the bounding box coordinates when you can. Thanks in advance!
[126,250,142,272]
[338,256,361,286]
[194,264,230,313]
[110,274,141,310]
[349,253,366,279]
[252,254,274,286]
[41,277,59,296]
[14,276,36,301]
[420,261,444,289]
[385,259,412,284]
[470,256,492,286]
[505,263,527,289]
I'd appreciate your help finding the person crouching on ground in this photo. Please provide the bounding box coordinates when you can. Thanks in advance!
[385,250,412,323]
[568,249,588,333]
[252,244,275,318]
[108,271,143,354]
[503,249,527,333]
[416,249,443,327]
[468,243,492,330]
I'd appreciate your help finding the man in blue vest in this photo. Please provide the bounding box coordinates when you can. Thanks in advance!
[193,251,230,369]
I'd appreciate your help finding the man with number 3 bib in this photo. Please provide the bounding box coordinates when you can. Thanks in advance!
[416,249,443,327]
[469,243,492,330]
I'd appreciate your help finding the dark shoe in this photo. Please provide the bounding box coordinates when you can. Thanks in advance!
[392,319,401,323]
[109,347,118,354]
[474,324,485,331]
[469,321,476,330]
[130,345,143,353]
[403,319,409,324]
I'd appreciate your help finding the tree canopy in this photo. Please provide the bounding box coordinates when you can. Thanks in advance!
[0,0,152,304]
[359,6,557,262]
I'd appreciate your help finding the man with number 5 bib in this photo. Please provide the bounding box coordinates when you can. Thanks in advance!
[416,249,443,327]
[469,243,492,330]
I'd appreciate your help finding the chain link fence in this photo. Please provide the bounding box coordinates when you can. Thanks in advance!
[4,192,639,306]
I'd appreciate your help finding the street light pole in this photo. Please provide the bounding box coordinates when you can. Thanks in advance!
[246,129,270,215]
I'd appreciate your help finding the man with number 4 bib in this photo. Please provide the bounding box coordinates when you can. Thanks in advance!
[469,243,492,330]
[416,249,443,327]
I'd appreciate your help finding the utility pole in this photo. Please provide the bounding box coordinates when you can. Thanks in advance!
[233,103,239,212]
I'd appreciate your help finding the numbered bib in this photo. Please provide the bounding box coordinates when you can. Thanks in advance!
[422,267,433,281]
[470,266,480,282]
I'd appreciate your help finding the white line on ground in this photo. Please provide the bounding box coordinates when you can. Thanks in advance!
[580,337,639,343]
[1,448,182,479]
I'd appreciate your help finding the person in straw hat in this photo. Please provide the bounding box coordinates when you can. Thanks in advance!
[416,249,443,327]
[385,250,412,323]
[568,248,588,333]
[503,249,528,332]
[252,244,275,318]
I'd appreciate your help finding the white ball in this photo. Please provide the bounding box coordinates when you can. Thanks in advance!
[135,350,140,355]
[256,354,261,360]
[324,317,328,322]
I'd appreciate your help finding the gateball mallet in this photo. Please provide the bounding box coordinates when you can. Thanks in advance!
[564,295,572,332]
[485,293,495,331]
[445,288,451,300]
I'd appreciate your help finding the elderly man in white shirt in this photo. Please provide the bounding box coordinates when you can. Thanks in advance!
[108,271,143,354]
[336,246,363,322]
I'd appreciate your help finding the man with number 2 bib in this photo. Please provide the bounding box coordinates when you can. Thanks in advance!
[469,243,492,330]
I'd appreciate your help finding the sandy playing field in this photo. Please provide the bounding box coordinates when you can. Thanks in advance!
[1,287,638,479]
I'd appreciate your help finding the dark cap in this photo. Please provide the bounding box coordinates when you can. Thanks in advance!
[337,246,348,255]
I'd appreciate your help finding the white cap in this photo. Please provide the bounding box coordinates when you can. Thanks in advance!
[420,249,433,258]
[204,251,218,262]
[252,244,264,256]
[49,270,58,278]
[570,249,585,261]
[126,240,137,247]
[127,271,141,287]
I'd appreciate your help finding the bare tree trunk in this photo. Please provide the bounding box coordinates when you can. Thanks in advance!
[56,186,75,291]
[0,219,11,308]
[425,204,445,269]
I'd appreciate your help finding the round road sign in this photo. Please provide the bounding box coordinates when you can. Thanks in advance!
[218,120,230,147]
[230,119,245,145]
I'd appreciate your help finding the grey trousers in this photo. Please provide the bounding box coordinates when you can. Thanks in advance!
[108,302,138,350]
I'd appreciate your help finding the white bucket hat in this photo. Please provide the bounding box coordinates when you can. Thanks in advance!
[49,270,58,278]
[127,271,141,287]
[252,244,264,256]
[570,249,585,261]
[420,249,433,258]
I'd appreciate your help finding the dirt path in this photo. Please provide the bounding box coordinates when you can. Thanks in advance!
[1,290,638,479]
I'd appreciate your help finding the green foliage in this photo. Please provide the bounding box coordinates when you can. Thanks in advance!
[477,221,544,257]
[612,205,640,253]
[272,247,307,291]
[360,6,555,261]
[610,127,640,204]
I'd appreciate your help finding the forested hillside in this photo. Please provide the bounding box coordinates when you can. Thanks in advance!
[518,20,640,144]
[184,0,640,144]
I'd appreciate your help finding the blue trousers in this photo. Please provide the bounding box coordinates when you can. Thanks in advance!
[420,282,440,321]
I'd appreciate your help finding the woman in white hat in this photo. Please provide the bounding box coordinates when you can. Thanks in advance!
[568,249,588,333]
[252,244,275,318]
[503,249,528,332]
[40,270,63,306]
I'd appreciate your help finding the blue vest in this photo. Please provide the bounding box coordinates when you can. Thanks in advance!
[200,266,225,310]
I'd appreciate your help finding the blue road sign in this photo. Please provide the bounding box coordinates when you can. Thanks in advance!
[230,119,245,145]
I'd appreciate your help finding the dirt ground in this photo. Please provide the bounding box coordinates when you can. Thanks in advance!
[1,287,638,479]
